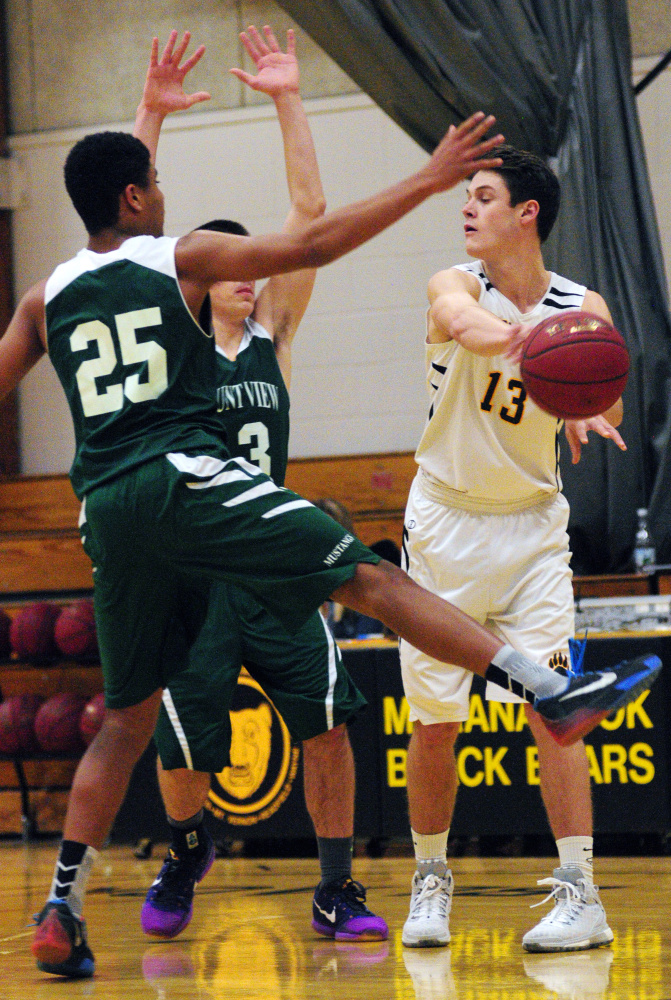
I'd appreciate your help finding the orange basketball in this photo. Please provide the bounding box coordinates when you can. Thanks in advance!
[521,311,629,419]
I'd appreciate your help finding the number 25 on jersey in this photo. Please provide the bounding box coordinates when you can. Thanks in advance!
[71,307,168,418]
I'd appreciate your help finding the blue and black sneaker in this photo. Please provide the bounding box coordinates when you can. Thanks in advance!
[312,877,388,941]
[141,827,215,938]
[535,654,662,746]
[31,899,95,978]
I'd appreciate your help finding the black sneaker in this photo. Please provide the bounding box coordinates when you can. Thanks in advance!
[141,828,215,938]
[312,877,388,940]
[534,654,662,746]
[32,900,95,978]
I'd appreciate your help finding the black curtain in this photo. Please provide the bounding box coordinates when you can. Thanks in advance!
[277,0,671,572]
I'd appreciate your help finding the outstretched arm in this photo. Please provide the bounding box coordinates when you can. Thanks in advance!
[428,267,527,353]
[231,26,325,388]
[176,111,505,312]
[133,31,210,163]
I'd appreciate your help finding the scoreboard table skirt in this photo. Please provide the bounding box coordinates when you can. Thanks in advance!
[194,631,671,843]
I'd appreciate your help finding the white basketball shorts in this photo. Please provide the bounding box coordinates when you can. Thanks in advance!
[400,477,574,725]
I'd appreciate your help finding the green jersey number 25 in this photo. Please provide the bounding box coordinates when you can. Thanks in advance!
[71,307,168,418]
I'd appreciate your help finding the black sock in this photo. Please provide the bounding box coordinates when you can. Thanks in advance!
[317,836,353,886]
[167,809,207,858]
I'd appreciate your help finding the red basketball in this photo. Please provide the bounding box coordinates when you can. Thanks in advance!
[9,602,60,661]
[0,608,11,659]
[79,692,106,745]
[0,694,44,754]
[55,600,98,661]
[34,692,87,754]
[520,311,629,420]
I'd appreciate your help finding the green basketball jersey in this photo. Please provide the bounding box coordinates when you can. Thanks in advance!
[215,318,290,485]
[45,236,226,498]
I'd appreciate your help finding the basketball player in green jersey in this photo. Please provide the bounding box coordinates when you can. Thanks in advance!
[134,26,387,942]
[1,30,656,979]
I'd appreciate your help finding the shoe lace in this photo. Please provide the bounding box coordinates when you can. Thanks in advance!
[337,879,371,915]
[151,850,203,906]
[409,874,451,922]
[530,877,587,924]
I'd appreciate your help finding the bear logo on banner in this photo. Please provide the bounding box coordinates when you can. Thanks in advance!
[207,669,300,826]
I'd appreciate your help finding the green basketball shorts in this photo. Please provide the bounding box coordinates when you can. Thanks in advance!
[154,581,367,771]
[80,450,379,708]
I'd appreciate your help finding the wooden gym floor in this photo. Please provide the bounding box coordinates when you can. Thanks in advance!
[1,843,669,999]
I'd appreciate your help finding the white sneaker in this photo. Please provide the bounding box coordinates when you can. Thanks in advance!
[522,865,614,952]
[523,949,614,1000]
[402,871,453,948]
[403,947,457,1000]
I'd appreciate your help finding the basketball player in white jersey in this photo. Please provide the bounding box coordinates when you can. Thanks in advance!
[400,145,626,953]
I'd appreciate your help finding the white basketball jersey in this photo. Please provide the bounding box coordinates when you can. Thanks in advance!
[414,261,586,511]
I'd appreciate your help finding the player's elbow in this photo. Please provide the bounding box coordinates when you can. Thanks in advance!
[302,193,326,221]
[432,298,466,342]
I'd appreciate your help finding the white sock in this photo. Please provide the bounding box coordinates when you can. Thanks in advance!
[49,844,99,918]
[491,644,567,700]
[557,836,594,885]
[412,828,449,879]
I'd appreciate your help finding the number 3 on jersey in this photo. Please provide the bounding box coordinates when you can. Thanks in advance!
[480,371,526,425]
[238,421,271,476]
[71,307,168,417]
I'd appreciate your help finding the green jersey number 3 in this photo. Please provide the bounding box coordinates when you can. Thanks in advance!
[238,421,271,476]
[71,307,168,418]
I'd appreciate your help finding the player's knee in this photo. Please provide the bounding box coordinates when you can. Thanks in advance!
[412,719,459,752]
[338,558,407,614]
[96,693,162,760]
[303,722,350,759]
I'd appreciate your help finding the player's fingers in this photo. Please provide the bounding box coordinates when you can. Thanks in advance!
[455,112,496,142]
[180,44,206,75]
[604,426,627,450]
[467,155,504,174]
[149,37,159,69]
[239,31,262,64]
[160,29,178,65]
[262,25,281,52]
[461,133,504,165]
[173,31,192,66]
[185,91,211,107]
[229,67,257,88]
[247,25,270,57]
[285,27,296,56]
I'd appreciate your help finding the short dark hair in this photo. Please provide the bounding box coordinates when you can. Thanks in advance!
[486,145,561,243]
[197,219,250,238]
[64,131,152,235]
[195,219,251,330]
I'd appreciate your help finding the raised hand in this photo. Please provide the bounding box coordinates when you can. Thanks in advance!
[139,30,210,117]
[230,25,299,97]
[424,113,504,193]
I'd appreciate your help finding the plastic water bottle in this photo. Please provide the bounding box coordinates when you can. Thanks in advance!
[633,507,656,572]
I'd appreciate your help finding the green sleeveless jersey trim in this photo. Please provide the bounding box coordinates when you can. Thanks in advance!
[45,236,226,498]
[214,317,290,485]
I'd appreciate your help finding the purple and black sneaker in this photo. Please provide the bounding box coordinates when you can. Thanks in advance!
[312,877,388,941]
[141,829,215,938]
